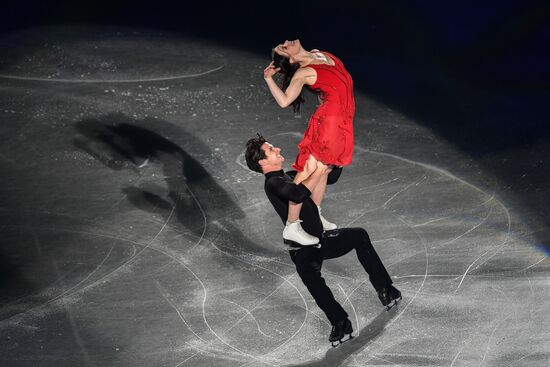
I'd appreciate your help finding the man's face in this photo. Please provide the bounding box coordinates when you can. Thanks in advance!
[260,142,285,167]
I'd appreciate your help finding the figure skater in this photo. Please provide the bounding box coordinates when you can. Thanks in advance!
[263,39,355,246]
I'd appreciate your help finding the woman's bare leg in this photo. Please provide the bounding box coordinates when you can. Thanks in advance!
[311,163,337,230]
[287,155,318,222]
[311,165,330,206]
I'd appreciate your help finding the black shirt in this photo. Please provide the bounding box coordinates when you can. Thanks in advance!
[263,167,342,240]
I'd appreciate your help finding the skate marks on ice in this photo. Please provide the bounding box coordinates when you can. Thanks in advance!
[1,26,549,366]
[0,26,227,84]
[286,308,398,367]
[267,136,549,365]
[0,65,225,84]
[70,115,317,365]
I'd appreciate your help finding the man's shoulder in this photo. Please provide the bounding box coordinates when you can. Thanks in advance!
[264,172,281,187]
[264,170,294,192]
[285,170,297,180]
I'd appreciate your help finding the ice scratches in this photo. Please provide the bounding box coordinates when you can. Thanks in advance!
[499,277,541,367]
[208,241,309,357]
[178,340,260,366]
[471,200,512,271]
[174,176,308,363]
[343,205,380,228]
[454,249,492,293]
[478,314,513,367]
[155,280,207,343]
[394,274,458,279]
[386,214,429,329]
[338,283,360,335]
[387,200,508,278]
[441,200,494,247]
[49,256,92,366]
[375,352,449,365]
[0,229,125,323]
[360,147,517,279]
[182,180,207,253]
[382,175,427,209]
[450,285,515,367]
[450,344,466,367]
[519,256,547,272]
[454,199,512,291]
[2,191,179,320]
[174,353,198,367]
[411,216,448,228]
[329,177,400,198]
[222,275,293,335]
[146,245,277,367]
[236,150,254,173]
[0,64,225,83]
[371,355,400,366]
[363,148,494,202]
[181,180,314,359]
[47,240,115,303]
[175,273,301,366]
[60,202,177,297]
[220,298,276,339]
[342,174,425,228]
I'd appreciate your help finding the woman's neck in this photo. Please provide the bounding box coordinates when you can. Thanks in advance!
[293,48,315,67]
[296,50,326,67]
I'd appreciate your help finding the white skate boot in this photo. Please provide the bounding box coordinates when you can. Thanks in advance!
[283,220,320,247]
[318,206,337,231]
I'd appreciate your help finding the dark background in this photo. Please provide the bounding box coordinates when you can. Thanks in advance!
[2,0,549,248]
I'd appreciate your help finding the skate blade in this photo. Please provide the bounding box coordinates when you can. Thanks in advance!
[385,296,402,311]
[330,333,353,347]
[283,239,320,248]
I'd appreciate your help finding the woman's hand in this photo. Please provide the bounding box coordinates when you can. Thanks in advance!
[263,61,280,80]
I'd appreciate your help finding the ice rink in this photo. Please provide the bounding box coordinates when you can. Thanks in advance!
[0,26,549,366]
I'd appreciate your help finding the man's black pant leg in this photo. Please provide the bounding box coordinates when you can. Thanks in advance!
[289,247,348,325]
[322,228,393,291]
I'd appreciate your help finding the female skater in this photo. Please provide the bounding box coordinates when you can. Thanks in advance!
[263,39,355,246]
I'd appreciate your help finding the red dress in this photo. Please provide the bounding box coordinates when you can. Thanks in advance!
[292,51,355,172]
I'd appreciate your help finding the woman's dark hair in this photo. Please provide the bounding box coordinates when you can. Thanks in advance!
[245,133,267,173]
[272,49,305,113]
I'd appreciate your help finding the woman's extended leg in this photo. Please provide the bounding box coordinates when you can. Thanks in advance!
[311,167,329,206]
[310,165,337,230]
[283,155,321,246]
[288,154,318,222]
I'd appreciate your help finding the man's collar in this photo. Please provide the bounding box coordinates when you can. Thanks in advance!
[264,169,284,179]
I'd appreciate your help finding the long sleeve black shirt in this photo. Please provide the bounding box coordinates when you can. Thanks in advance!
[263,167,342,240]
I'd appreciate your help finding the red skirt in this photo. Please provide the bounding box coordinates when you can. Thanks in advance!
[292,105,354,171]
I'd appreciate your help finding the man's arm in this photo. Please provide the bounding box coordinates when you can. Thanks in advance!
[286,166,342,185]
[301,162,328,192]
[269,163,327,203]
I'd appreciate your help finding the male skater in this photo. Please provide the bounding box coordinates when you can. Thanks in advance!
[244,134,401,346]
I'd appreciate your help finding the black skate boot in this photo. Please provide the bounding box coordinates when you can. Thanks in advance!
[329,318,353,347]
[378,285,402,310]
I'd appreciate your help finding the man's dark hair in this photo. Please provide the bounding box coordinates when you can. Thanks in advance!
[245,133,267,173]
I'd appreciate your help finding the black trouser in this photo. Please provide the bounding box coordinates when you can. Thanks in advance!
[289,227,392,325]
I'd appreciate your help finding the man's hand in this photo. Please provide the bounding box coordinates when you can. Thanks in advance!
[316,160,331,174]
[263,61,280,80]
[304,154,318,175]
